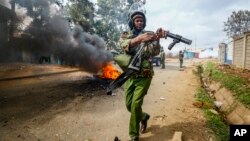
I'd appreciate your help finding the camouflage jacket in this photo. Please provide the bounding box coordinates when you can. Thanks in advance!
[119,30,161,78]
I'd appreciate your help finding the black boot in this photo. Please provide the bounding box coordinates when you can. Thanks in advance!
[140,114,150,133]
[114,136,120,141]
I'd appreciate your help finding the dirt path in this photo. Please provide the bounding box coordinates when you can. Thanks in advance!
[0,59,216,141]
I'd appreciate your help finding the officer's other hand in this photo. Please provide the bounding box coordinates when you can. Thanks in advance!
[156,28,167,39]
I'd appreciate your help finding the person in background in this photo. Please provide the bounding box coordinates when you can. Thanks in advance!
[160,47,165,69]
[179,50,184,69]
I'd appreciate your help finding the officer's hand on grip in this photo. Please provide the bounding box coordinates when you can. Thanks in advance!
[130,29,167,47]
[156,28,167,39]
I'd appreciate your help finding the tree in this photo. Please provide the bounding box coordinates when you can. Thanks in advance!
[95,0,134,50]
[66,0,95,33]
[64,0,145,51]
[224,10,250,37]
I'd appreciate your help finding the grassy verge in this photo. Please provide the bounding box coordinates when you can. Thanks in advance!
[193,64,229,140]
[204,62,250,107]
[195,87,229,141]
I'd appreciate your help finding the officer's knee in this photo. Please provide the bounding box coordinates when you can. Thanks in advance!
[131,101,142,112]
[126,103,131,112]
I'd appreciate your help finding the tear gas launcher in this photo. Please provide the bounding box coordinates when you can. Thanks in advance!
[106,31,192,95]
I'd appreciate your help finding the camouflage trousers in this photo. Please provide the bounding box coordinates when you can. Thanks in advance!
[124,77,152,139]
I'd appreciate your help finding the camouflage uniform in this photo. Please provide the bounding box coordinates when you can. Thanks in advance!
[119,30,160,139]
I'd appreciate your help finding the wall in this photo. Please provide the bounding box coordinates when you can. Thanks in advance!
[227,41,233,64]
[184,51,195,59]
[218,43,227,63]
[233,32,250,70]
[245,34,250,69]
[233,37,244,67]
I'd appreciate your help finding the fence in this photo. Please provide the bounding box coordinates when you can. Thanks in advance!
[233,32,250,70]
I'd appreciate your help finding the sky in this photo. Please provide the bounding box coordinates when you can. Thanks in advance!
[143,0,250,53]
[2,0,249,54]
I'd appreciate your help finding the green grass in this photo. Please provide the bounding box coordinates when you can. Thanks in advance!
[204,109,229,141]
[196,88,214,104]
[193,62,250,140]
[204,62,250,107]
[195,88,230,141]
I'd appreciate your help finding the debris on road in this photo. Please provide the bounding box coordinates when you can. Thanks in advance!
[214,101,223,108]
[171,131,182,141]
[160,97,166,100]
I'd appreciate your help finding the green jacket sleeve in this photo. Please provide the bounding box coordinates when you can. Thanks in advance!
[119,31,132,53]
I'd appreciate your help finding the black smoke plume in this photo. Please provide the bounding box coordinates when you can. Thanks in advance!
[0,0,113,73]
[0,0,10,7]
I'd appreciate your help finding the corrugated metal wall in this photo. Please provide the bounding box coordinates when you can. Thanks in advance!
[233,38,244,67]
[245,34,250,69]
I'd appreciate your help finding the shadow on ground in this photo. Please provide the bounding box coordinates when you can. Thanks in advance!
[141,122,216,141]
[0,76,110,124]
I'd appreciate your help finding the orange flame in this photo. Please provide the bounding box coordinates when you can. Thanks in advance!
[98,63,121,80]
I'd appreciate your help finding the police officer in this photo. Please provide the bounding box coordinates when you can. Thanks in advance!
[119,7,167,141]
[160,47,165,69]
[179,50,184,69]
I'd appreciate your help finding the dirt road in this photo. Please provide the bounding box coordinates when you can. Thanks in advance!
[0,59,216,141]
